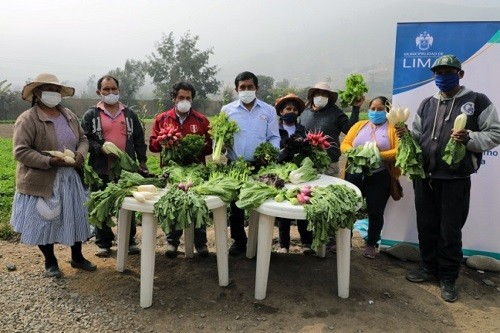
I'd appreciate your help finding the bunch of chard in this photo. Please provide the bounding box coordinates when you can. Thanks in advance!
[442,113,468,167]
[345,141,381,176]
[304,184,364,250]
[153,185,210,234]
[156,124,182,163]
[386,105,425,179]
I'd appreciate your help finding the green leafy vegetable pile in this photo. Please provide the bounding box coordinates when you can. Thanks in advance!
[288,157,319,184]
[153,186,210,234]
[235,181,279,210]
[338,74,369,108]
[86,171,165,229]
[305,185,364,250]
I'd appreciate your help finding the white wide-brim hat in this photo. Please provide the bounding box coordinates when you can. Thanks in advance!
[22,73,75,101]
[306,82,338,103]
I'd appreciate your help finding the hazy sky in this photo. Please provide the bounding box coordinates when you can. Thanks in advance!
[1,0,499,95]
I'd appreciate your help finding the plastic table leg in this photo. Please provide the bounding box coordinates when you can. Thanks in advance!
[116,208,132,272]
[184,224,194,258]
[246,210,259,259]
[213,206,229,286]
[336,228,351,298]
[140,212,158,308]
[254,213,275,300]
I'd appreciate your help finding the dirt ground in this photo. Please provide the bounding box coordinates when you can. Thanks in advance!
[1,123,499,332]
[1,227,499,333]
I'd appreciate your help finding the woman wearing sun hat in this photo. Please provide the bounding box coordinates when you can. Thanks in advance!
[11,73,96,278]
[300,82,364,252]
[300,82,365,177]
[274,93,314,255]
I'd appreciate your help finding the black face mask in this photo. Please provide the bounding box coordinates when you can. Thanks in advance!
[282,113,298,124]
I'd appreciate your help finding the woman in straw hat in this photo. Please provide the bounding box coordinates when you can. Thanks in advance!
[274,93,314,255]
[300,82,364,252]
[300,82,364,177]
[11,73,96,278]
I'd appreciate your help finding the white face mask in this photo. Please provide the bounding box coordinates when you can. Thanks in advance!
[176,100,191,113]
[40,91,62,108]
[239,90,256,104]
[313,96,328,108]
[101,93,120,105]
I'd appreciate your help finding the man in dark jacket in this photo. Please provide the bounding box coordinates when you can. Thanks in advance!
[404,55,500,302]
[81,75,149,258]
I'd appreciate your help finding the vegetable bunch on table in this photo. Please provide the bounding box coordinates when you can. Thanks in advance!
[86,171,165,228]
[305,185,364,250]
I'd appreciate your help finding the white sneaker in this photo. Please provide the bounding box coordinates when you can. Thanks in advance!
[165,244,178,257]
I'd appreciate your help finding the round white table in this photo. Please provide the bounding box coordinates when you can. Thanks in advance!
[116,194,227,308]
[245,175,361,300]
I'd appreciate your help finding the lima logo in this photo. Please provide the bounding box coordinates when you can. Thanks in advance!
[415,31,433,51]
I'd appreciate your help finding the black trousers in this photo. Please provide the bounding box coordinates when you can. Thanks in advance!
[345,169,391,247]
[93,174,137,249]
[166,225,207,247]
[277,218,312,248]
[414,177,470,280]
[229,202,247,245]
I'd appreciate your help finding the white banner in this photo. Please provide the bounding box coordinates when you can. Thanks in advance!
[382,22,500,259]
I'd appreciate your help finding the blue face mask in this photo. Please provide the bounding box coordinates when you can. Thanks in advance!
[435,73,460,92]
[282,113,298,124]
[368,110,387,125]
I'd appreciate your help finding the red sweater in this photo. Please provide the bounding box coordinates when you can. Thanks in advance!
[149,108,212,165]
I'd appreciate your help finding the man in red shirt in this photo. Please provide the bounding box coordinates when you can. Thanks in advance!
[149,82,212,257]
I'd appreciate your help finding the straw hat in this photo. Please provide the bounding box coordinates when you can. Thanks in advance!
[306,82,338,103]
[21,73,75,101]
[275,93,305,115]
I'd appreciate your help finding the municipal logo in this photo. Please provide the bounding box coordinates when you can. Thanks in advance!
[415,31,433,51]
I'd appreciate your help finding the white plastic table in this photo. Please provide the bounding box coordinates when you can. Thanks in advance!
[116,194,227,308]
[245,175,361,300]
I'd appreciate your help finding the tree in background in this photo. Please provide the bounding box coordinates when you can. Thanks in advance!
[256,75,274,104]
[0,80,18,120]
[221,85,235,105]
[108,59,145,104]
[79,74,97,99]
[146,31,220,103]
